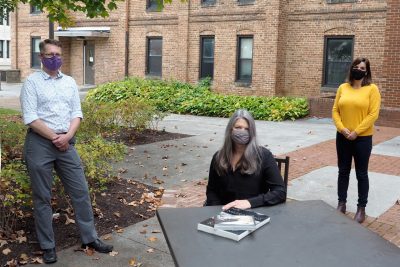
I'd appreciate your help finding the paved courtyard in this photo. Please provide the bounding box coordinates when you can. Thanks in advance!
[1,82,399,266]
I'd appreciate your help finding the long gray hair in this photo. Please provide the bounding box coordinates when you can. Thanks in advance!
[215,109,262,175]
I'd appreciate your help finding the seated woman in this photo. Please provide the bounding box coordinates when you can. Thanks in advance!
[205,109,286,210]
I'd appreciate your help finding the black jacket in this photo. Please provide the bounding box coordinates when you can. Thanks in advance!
[205,146,286,208]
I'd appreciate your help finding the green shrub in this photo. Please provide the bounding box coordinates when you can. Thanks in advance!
[0,106,127,233]
[86,77,309,121]
[79,97,165,139]
[75,136,125,193]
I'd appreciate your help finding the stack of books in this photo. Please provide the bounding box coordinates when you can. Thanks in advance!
[197,207,270,241]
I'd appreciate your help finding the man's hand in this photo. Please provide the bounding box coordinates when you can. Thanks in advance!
[222,200,251,211]
[52,134,71,152]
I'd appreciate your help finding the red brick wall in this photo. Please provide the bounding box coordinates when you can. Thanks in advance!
[381,0,400,108]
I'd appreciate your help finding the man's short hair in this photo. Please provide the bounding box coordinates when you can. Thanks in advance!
[39,39,62,53]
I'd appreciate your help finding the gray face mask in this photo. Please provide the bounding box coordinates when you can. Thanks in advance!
[231,129,250,145]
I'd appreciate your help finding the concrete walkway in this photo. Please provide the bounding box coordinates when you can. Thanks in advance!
[1,82,399,266]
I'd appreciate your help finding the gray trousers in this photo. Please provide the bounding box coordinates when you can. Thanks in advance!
[23,130,98,249]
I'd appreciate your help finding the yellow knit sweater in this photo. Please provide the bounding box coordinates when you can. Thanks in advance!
[332,83,381,136]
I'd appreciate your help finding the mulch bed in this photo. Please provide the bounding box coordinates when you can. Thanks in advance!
[1,129,191,266]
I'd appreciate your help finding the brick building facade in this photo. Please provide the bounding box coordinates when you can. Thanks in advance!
[10,0,400,117]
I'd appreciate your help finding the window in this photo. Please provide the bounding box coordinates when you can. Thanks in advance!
[146,37,162,76]
[200,36,215,79]
[31,37,41,68]
[326,0,357,3]
[6,40,9,58]
[0,9,7,25]
[238,0,255,5]
[323,36,353,87]
[237,36,253,82]
[30,5,42,14]
[147,0,159,11]
[0,41,3,58]
[202,0,216,5]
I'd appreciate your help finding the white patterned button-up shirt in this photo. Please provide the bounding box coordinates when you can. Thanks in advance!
[20,70,83,133]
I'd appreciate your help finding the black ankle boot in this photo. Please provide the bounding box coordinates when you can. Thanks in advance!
[337,201,346,214]
[354,207,366,223]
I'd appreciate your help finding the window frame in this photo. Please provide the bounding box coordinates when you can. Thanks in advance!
[6,40,9,58]
[146,37,163,77]
[326,0,357,4]
[236,35,254,83]
[0,40,3,58]
[30,5,42,14]
[199,36,215,80]
[31,37,41,69]
[322,35,354,89]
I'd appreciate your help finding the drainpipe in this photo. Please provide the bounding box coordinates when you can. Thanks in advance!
[124,0,130,77]
[49,19,54,39]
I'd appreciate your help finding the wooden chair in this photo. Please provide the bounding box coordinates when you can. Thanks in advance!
[274,156,290,201]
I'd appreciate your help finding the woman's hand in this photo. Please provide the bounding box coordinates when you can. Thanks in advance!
[341,128,351,138]
[347,131,358,140]
[222,200,251,210]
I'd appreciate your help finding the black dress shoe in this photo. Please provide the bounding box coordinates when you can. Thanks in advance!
[82,239,113,253]
[43,248,57,264]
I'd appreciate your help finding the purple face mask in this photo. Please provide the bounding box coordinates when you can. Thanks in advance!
[42,55,63,71]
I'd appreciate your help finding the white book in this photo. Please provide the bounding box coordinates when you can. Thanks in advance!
[197,208,270,241]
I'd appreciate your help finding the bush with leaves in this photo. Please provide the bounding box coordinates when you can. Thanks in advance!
[86,77,309,121]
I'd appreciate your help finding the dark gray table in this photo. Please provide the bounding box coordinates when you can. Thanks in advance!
[156,200,400,267]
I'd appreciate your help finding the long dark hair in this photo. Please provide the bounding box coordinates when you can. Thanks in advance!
[214,109,262,176]
[347,57,372,87]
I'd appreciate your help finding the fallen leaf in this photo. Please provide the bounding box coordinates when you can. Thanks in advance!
[101,192,107,197]
[129,257,136,266]
[118,168,128,173]
[2,248,11,255]
[16,230,25,236]
[17,236,27,243]
[0,240,8,248]
[128,201,138,206]
[103,234,112,241]
[6,259,17,267]
[65,214,76,225]
[116,228,124,233]
[147,236,158,242]
[180,179,187,182]
[146,248,154,253]
[114,212,121,218]
[109,251,119,256]
[151,230,161,233]
[139,229,147,234]
[84,247,95,256]
[20,253,29,261]
[53,212,60,220]
[30,257,44,264]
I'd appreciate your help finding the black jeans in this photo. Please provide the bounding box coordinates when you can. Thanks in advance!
[336,132,372,207]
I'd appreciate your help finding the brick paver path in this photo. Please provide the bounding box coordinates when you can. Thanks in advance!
[161,125,400,247]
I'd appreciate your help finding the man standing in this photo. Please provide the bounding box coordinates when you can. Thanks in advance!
[20,39,112,264]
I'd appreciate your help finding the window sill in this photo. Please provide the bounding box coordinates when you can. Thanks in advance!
[321,86,338,93]
[145,74,162,79]
[235,81,252,87]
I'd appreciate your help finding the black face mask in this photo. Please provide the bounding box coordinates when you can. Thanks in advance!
[351,68,367,80]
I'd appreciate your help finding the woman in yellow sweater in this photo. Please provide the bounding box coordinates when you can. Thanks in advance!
[332,57,381,224]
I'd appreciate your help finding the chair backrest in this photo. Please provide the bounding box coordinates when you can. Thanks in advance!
[274,156,290,200]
